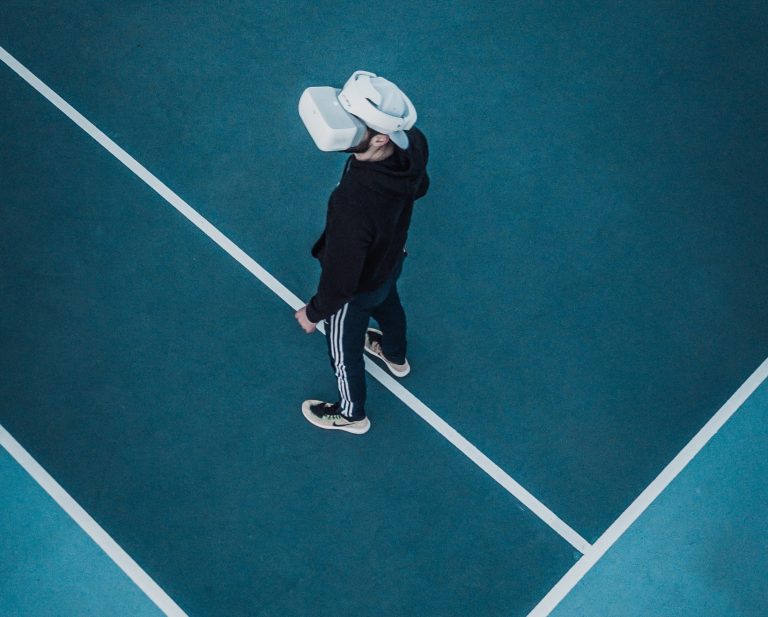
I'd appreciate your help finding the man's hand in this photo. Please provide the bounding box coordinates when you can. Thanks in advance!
[295,306,317,334]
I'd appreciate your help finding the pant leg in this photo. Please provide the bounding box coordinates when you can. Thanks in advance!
[325,302,369,420]
[368,252,407,364]
[369,283,407,364]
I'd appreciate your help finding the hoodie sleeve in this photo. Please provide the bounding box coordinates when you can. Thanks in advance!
[414,131,430,200]
[415,171,430,200]
[305,197,372,323]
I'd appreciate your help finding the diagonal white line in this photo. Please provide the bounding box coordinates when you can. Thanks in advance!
[363,357,590,552]
[0,424,188,617]
[527,356,768,616]
[0,45,590,554]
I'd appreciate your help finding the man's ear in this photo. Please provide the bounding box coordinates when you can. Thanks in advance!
[371,133,391,147]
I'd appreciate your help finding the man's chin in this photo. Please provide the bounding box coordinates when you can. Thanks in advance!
[344,137,372,154]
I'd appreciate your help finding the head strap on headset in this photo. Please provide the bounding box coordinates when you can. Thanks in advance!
[338,71,417,136]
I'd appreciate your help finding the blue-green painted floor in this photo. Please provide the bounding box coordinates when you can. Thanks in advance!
[554,378,768,617]
[3,379,765,615]
[2,1,767,615]
[0,449,163,617]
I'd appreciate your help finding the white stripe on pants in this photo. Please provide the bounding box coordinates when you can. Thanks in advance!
[329,303,353,417]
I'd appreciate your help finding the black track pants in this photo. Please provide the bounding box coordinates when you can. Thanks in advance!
[324,254,406,420]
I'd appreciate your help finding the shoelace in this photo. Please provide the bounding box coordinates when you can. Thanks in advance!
[315,403,355,422]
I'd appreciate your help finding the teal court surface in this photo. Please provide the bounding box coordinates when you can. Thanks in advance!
[1,3,767,616]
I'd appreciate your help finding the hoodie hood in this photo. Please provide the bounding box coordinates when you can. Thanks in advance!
[348,127,429,198]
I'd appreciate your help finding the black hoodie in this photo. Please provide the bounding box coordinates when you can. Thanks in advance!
[305,127,429,323]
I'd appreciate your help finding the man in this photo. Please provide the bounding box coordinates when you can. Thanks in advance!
[295,71,430,435]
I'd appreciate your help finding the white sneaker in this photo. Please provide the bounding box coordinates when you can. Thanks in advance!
[301,400,371,435]
[364,328,410,378]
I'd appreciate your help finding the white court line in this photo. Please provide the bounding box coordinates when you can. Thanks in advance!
[0,424,188,617]
[0,45,590,554]
[528,356,768,616]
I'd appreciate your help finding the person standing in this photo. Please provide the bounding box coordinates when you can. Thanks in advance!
[295,71,429,434]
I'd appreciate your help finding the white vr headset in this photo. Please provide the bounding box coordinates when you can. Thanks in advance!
[298,70,417,151]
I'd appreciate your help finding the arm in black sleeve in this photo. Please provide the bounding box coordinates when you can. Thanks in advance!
[305,202,371,323]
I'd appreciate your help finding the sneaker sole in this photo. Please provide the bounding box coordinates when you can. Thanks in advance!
[301,400,371,435]
[364,328,411,378]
